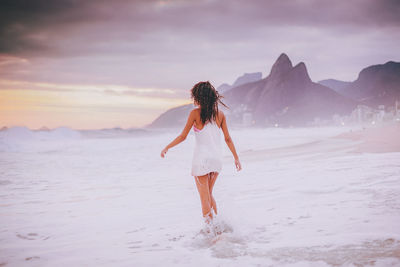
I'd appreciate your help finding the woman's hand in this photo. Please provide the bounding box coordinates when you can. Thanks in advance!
[235,158,242,171]
[160,147,168,158]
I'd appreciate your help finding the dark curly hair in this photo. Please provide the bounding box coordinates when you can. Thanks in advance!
[190,81,228,125]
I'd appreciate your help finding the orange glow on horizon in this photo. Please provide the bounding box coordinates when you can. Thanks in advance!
[0,80,191,130]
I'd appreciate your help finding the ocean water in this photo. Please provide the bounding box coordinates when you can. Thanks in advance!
[0,126,399,266]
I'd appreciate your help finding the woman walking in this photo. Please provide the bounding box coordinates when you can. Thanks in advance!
[160,81,242,228]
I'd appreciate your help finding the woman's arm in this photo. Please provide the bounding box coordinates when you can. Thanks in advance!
[220,112,242,171]
[161,109,195,158]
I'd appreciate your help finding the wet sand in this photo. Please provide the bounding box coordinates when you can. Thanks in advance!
[333,122,400,153]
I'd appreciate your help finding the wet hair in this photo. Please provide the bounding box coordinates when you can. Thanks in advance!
[190,81,228,125]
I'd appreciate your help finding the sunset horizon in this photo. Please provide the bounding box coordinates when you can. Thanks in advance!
[1,54,399,130]
[1,0,399,129]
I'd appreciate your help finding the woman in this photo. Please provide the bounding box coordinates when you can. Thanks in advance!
[160,81,242,226]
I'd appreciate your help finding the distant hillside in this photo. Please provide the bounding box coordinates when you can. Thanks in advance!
[217,72,262,93]
[318,79,351,95]
[341,61,400,107]
[147,104,194,128]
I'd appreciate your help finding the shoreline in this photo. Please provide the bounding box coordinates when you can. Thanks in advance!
[333,122,400,153]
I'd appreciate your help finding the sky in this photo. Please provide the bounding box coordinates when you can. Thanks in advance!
[0,0,399,129]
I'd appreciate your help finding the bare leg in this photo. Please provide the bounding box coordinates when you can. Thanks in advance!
[208,172,219,215]
[194,174,213,223]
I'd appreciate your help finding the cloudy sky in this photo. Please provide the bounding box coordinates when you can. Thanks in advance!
[1,0,399,129]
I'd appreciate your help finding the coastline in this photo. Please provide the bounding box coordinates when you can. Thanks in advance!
[333,122,400,153]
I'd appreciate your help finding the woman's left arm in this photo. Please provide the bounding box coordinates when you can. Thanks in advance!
[161,110,195,158]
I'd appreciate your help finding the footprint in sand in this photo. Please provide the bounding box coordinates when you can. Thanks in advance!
[126,227,146,234]
[16,232,50,241]
[25,256,40,261]
[168,234,185,242]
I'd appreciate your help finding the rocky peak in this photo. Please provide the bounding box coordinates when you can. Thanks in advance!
[269,53,293,78]
[291,62,312,83]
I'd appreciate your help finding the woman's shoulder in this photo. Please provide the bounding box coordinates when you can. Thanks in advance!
[189,108,201,121]
[218,110,225,119]
[190,108,201,115]
[216,110,225,127]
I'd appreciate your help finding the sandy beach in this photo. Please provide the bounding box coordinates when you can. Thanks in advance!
[333,122,400,153]
[0,125,399,266]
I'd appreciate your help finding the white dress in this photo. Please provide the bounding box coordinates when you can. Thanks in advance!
[191,120,223,177]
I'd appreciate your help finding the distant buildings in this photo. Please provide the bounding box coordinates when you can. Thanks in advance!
[229,99,400,128]
[351,105,375,123]
[330,99,400,126]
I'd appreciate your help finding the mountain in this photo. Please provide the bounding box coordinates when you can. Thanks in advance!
[216,83,232,93]
[148,103,194,128]
[217,72,262,93]
[340,61,400,107]
[223,53,357,126]
[318,79,352,95]
[148,53,361,128]
[232,72,263,88]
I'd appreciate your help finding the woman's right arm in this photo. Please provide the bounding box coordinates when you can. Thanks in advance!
[160,109,195,158]
[220,112,242,171]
